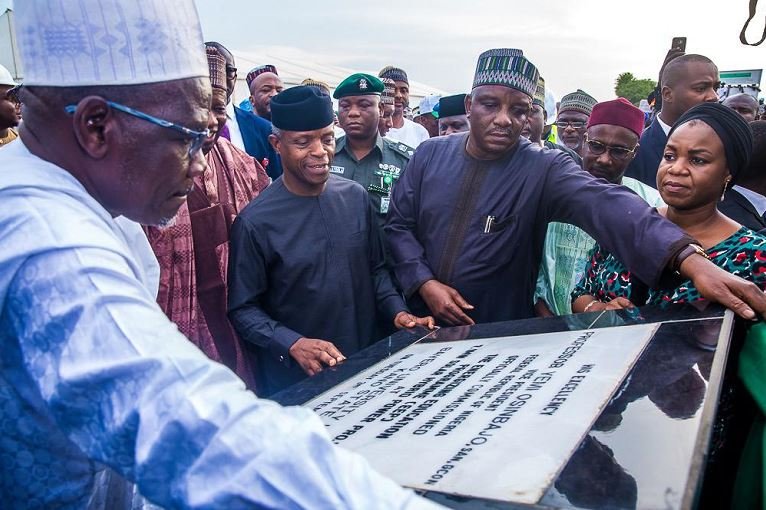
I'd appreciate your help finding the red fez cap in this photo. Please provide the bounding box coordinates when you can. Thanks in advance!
[587,98,644,137]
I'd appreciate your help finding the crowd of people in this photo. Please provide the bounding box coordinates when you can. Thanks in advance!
[1,0,766,507]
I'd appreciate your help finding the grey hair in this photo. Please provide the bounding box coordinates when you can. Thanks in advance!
[271,125,281,138]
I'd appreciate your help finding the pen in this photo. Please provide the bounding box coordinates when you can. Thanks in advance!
[484,215,495,233]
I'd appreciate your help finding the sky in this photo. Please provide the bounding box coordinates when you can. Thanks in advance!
[1,0,764,101]
[192,0,766,101]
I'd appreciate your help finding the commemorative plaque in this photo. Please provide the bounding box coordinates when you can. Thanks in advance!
[307,324,658,504]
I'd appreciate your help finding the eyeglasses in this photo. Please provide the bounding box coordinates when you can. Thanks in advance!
[225,65,237,79]
[584,134,638,161]
[555,120,587,130]
[64,101,209,157]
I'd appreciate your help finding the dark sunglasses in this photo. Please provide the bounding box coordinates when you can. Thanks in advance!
[584,134,638,161]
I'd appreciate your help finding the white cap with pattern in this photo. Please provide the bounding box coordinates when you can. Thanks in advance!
[0,64,15,86]
[14,0,209,87]
[418,94,441,116]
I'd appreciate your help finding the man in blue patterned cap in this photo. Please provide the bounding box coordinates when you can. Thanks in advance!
[385,47,766,326]
[332,73,414,224]
[229,86,433,396]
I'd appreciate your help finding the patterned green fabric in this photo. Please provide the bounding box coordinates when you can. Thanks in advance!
[535,177,661,315]
[571,226,766,306]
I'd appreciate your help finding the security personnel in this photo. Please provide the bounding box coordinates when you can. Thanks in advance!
[332,73,413,224]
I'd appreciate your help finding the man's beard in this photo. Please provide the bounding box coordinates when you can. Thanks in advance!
[157,213,179,229]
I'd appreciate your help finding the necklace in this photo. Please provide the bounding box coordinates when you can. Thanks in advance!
[0,130,18,146]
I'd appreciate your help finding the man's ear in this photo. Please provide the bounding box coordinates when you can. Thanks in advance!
[661,85,673,106]
[464,94,472,118]
[268,133,280,154]
[70,96,114,159]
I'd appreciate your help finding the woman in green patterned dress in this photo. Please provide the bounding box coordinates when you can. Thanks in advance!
[572,103,764,313]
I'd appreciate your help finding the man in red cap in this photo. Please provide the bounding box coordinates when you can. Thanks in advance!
[535,98,662,316]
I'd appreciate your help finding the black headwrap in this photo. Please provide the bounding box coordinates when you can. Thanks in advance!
[668,102,754,182]
[271,86,334,131]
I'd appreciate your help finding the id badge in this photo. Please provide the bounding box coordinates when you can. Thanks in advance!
[380,196,390,214]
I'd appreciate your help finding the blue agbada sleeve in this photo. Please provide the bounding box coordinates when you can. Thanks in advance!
[541,152,692,288]
[5,246,438,510]
[385,146,436,297]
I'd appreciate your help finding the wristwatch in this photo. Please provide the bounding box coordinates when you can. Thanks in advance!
[674,243,710,273]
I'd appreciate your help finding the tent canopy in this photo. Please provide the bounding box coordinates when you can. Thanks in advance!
[231,49,449,107]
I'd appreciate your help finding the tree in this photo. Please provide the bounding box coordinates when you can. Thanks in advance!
[614,72,657,106]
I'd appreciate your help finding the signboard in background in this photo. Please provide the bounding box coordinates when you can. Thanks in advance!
[718,69,762,99]
[307,324,658,505]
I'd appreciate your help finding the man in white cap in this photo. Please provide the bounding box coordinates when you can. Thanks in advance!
[0,64,20,147]
[0,1,442,509]
[414,94,440,138]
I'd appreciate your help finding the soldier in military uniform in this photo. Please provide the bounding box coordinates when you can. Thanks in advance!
[332,73,414,225]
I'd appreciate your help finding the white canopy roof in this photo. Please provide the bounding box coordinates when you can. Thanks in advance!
[231,49,448,106]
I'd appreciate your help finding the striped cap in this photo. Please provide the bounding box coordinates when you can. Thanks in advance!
[559,89,598,116]
[381,77,396,105]
[378,65,408,84]
[246,64,278,87]
[206,47,226,91]
[300,78,331,95]
[472,48,539,98]
[533,76,546,107]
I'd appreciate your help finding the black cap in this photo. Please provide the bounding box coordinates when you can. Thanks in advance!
[271,86,334,131]
[437,93,467,118]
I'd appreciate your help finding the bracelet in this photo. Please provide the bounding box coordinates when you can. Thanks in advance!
[583,300,599,313]
[673,243,710,273]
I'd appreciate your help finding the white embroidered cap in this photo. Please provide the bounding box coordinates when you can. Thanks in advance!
[14,0,209,86]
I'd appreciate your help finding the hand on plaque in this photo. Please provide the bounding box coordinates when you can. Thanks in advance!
[393,311,435,330]
[574,297,634,313]
[418,279,475,326]
[680,254,766,320]
[289,337,346,376]
[604,297,636,311]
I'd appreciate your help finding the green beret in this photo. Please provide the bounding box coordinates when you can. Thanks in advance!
[333,73,384,99]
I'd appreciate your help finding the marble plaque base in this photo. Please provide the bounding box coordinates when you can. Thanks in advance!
[307,324,657,504]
